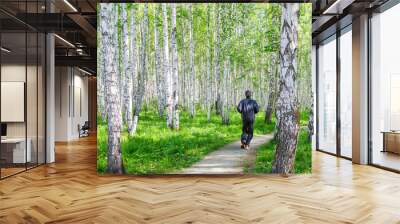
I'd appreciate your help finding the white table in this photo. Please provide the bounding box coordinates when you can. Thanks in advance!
[1,138,31,163]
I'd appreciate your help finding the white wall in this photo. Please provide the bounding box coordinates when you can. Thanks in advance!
[55,66,69,141]
[1,65,37,137]
[1,65,26,136]
[55,67,89,141]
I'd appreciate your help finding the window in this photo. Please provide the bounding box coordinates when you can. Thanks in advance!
[318,35,337,154]
[370,3,400,171]
[340,27,352,158]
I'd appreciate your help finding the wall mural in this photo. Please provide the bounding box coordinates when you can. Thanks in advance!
[97,3,312,175]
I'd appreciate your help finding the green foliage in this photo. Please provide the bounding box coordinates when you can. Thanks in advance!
[97,110,274,174]
[249,128,312,174]
[104,3,312,109]
[299,110,310,126]
[264,4,281,53]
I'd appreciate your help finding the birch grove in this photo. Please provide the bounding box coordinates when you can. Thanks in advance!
[98,3,312,174]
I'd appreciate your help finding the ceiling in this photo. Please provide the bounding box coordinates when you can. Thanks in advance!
[312,0,390,44]
[0,0,97,75]
[3,0,396,73]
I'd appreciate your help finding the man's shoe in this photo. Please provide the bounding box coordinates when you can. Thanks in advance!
[245,145,250,150]
[240,143,245,149]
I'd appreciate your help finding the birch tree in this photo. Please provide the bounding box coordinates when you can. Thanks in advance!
[163,4,173,128]
[171,4,179,129]
[101,4,123,174]
[121,4,134,136]
[130,6,138,132]
[132,4,148,134]
[221,5,232,125]
[272,3,300,174]
[264,7,280,124]
[98,14,106,121]
[154,5,165,117]
[188,4,195,118]
[265,59,277,124]
[121,5,128,123]
[206,5,212,122]
[308,86,314,142]
[221,60,230,124]
[213,4,221,115]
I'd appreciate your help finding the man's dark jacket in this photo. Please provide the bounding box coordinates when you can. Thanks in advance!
[237,98,259,122]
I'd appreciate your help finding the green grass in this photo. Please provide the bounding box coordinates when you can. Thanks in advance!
[97,109,275,174]
[248,128,312,174]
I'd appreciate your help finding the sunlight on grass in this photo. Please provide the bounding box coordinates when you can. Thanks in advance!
[249,128,312,174]
[97,110,275,174]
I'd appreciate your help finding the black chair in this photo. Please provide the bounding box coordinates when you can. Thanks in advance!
[79,121,90,138]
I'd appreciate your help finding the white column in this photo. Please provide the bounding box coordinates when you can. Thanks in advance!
[352,14,369,164]
[312,45,317,151]
[46,32,55,163]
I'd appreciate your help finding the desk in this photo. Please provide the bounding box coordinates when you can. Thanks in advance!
[382,131,400,154]
[1,138,31,163]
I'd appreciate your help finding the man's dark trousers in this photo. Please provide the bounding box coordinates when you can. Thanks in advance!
[241,120,254,145]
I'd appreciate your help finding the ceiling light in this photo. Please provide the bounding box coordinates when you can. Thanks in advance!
[63,0,78,12]
[78,67,92,76]
[1,47,11,53]
[54,34,75,48]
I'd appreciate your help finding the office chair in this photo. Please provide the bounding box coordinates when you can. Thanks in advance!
[79,121,90,138]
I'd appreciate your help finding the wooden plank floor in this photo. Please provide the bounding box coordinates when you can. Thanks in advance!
[1,135,400,223]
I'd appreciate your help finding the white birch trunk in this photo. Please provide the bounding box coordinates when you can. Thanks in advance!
[214,4,221,115]
[222,60,230,125]
[265,55,277,124]
[163,4,173,128]
[101,4,123,174]
[130,5,138,115]
[188,4,195,118]
[154,5,165,117]
[121,5,127,123]
[98,15,106,122]
[121,4,134,136]
[171,4,179,129]
[206,5,212,122]
[132,4,148,134]
[272,4,300,175]
[308,81,314,141]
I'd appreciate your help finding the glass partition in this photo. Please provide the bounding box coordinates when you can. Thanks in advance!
[27,31,38,169]
[1,30,28,177]
[0,1,46,179]
[38,32,45,165]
